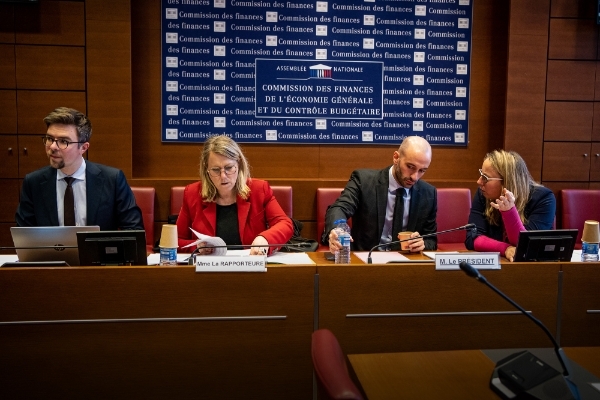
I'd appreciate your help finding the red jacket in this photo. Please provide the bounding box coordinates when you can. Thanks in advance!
[176,179,293,253]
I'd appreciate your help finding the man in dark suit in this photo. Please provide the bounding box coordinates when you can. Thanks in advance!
[15,107,143,231]
[322,136,437,252]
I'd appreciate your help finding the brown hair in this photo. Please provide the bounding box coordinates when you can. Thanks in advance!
[43,107,92,144]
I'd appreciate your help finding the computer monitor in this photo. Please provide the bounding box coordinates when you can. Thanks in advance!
[77,230,147,266]
[514,229,578,262]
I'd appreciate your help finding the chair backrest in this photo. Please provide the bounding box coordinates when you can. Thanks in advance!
[316,188,346,250]
[561,189,600,249]
[436,188,471,250]
[170,186,185,216]
[270,185,293,218]
[311,329,364,400]
[170,185,293,220]
[131,186,155,253]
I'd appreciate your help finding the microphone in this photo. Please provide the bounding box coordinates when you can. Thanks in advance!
[186,242,314,265]
[459,261,580,400]
[367,224,475,264]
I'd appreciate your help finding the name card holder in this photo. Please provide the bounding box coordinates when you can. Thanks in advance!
[435,252,501,271]
[194,255,267,272]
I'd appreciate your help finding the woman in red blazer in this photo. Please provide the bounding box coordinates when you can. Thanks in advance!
[176,135,293,255]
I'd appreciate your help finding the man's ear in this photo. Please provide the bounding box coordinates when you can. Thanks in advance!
[80,142,90,154]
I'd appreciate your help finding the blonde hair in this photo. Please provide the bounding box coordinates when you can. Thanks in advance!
[199,135,251,202]
[484,150,540,226]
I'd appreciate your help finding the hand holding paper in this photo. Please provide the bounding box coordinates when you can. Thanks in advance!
[182,228,228,256]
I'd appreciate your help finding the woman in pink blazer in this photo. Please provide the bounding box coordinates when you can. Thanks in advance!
[176,135,293,255]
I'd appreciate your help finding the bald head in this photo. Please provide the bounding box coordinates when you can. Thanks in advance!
[392,136,432,188]
[398,136,432,159]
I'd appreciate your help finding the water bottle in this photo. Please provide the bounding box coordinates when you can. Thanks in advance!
[581,241,599,262]
[334,219,351,264]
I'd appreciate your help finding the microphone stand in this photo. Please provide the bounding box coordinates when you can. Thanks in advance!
[459,261,580,400]
[367,224,475,264]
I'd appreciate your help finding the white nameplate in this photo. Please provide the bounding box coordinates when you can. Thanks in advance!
[435,252,501,270]
[195,255,267,272]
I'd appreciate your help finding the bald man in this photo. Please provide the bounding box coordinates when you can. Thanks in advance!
[322,136,437,252]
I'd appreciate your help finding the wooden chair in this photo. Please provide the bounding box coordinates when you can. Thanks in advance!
[312,329,365,400]
[436,188,472,251]
[130,186,155,253]
[561,189,600,249]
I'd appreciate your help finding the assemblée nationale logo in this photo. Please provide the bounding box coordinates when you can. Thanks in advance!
[309,64,332,79]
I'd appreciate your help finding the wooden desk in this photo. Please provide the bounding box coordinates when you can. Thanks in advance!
[349,347,600,400]
[0,265,316,400]
[560,263,600,347]
[349,350,497,400]
[317,262,561,354]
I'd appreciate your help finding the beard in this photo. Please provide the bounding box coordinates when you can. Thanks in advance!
[48,152,65,170]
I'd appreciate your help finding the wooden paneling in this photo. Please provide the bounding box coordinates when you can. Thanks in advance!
[318,263,560,354]
[0,44,15,89]
[15,45,85,90]
[549,18,598,60]
[508,0,550,36]
[0,4,15,44]
[544,101,593,141]
[0,179,20,223]
[561,264,600,346]
[0,90,17,133]
[592,143,600,181]
[0,222,15,249]
[546,60,596,101]
[16,90,86,135]
[0,265,315,400]
[550,0,597,18]
[543,142,591,181]
[85,5,132,175]
[15,1,84,46]
[504,32,548,180]
[597,61,600,101]
[86,0,131,21]
[593,102,600,141]
[0,135,18,179]
[17,134,50,179]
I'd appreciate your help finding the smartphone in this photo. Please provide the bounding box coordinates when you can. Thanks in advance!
[324,251,335,261]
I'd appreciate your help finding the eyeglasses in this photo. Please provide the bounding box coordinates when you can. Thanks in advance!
[42,136,85,150]
[478,169,503,184]
[208,164,238,177]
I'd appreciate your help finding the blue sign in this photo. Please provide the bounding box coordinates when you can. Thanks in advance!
[162,0,473,145]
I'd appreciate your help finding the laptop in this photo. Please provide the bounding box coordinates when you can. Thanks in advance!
[10,226,100,266]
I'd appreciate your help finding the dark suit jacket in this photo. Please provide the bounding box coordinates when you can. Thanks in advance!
[16,161,143,231]
[322,167,438,251]
[465,185,556,250]
[176,179,294,253]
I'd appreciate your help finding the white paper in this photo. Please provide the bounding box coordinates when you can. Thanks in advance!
[423,251,459,259]
[181,228,227,256]
[354,251,433,264]
[0,254,20,266]
[266,252,315,265]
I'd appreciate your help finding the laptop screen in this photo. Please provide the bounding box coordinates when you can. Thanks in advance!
[10,226,100,266]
